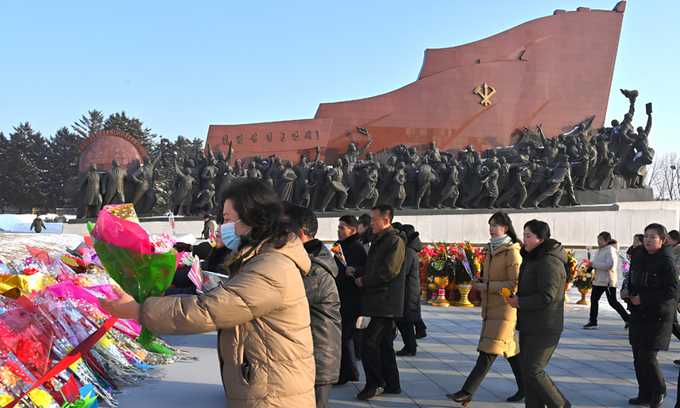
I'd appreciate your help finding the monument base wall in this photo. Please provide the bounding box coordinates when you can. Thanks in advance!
[63,201,680,247]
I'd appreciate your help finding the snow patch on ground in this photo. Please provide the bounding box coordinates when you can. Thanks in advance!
[0,214,76,233]
[0,233,86,262]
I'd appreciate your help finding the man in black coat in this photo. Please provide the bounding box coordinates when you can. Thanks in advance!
[283,204,342,408]
[347,204,406,400]
[333,215,367,385]
[30,214,46,233]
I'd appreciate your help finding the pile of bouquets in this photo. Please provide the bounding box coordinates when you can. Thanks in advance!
[0,212,195,407]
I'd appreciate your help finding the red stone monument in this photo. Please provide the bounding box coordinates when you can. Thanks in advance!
[206,2,626,163]
[78,130,147,172]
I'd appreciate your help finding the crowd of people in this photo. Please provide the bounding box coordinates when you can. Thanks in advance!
[99,178,680,408]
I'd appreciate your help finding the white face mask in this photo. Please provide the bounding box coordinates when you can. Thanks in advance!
[220,220,242,251]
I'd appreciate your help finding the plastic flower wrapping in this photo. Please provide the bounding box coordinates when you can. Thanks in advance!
[87,204,177,352]
[330,244,346,266]
[0,205,193,408]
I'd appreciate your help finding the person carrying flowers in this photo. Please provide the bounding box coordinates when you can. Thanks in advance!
[100,179,316,408]
[583,231,629,330]
[447,211,523,406]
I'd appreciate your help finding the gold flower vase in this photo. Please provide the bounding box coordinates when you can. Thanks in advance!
[427,282,438,304]
[454,283,474,307]
[432,277,450,307]
[576,287,591,305]
[564,282,573,302]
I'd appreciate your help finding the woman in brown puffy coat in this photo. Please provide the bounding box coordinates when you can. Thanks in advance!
[447,212,523,406]
[100,180,316,408]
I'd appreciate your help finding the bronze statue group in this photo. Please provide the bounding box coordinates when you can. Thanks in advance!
[74,89,654,219]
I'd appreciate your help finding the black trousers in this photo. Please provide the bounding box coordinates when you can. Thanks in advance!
[361,317,400,390]
[462,351,523,396]
[632,345,666,397]
[589,286,630,323]
[415,318,427,336]
[395,321,417,353]
[338,315,360,382]
[519,332,566,408]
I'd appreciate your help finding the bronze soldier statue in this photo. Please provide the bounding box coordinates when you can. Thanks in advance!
[79,163,103,218]
[103,159,127,205]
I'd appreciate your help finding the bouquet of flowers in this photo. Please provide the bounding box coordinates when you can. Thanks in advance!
[572,258,593,290]
[422,245,453,279]
[330,244,346,266]
[565,250,577,286]
[87,204,177,353]
[450,241,484,284]
[619,253,631,291]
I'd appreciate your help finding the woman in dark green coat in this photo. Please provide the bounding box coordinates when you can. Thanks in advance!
[507,219,570,408]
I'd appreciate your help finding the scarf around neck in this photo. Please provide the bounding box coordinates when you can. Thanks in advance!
[489,234,512,253]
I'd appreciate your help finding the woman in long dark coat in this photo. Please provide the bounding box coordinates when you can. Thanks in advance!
[622,223,678,408]
[394,224,423,356]
[507,219,571,408]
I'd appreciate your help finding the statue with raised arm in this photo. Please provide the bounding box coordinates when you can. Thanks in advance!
[201,158,219,191]
[79,163,102,218]
[626,106,654,188]
[216,141,234,174]
[103,159,127,205]
[343,127,372,172]
[130,144,164,214]
[170,159,196,215]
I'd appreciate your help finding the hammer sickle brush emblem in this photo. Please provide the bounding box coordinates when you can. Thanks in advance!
[473,83,496,106]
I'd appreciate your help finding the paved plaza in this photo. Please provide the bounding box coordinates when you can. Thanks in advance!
[115,289,680,408]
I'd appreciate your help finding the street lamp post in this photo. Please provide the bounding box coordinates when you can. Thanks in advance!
[671,165,677,200]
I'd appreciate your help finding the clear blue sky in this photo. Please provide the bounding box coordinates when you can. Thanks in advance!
[1,1,677,154]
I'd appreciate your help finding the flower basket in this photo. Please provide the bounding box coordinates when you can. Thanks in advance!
[572,259,593,305]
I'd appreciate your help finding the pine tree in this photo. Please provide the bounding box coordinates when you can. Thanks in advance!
[43,127,84,209]
[71,109,105,138]
[103,111,157,153]
[2,123,49,212]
